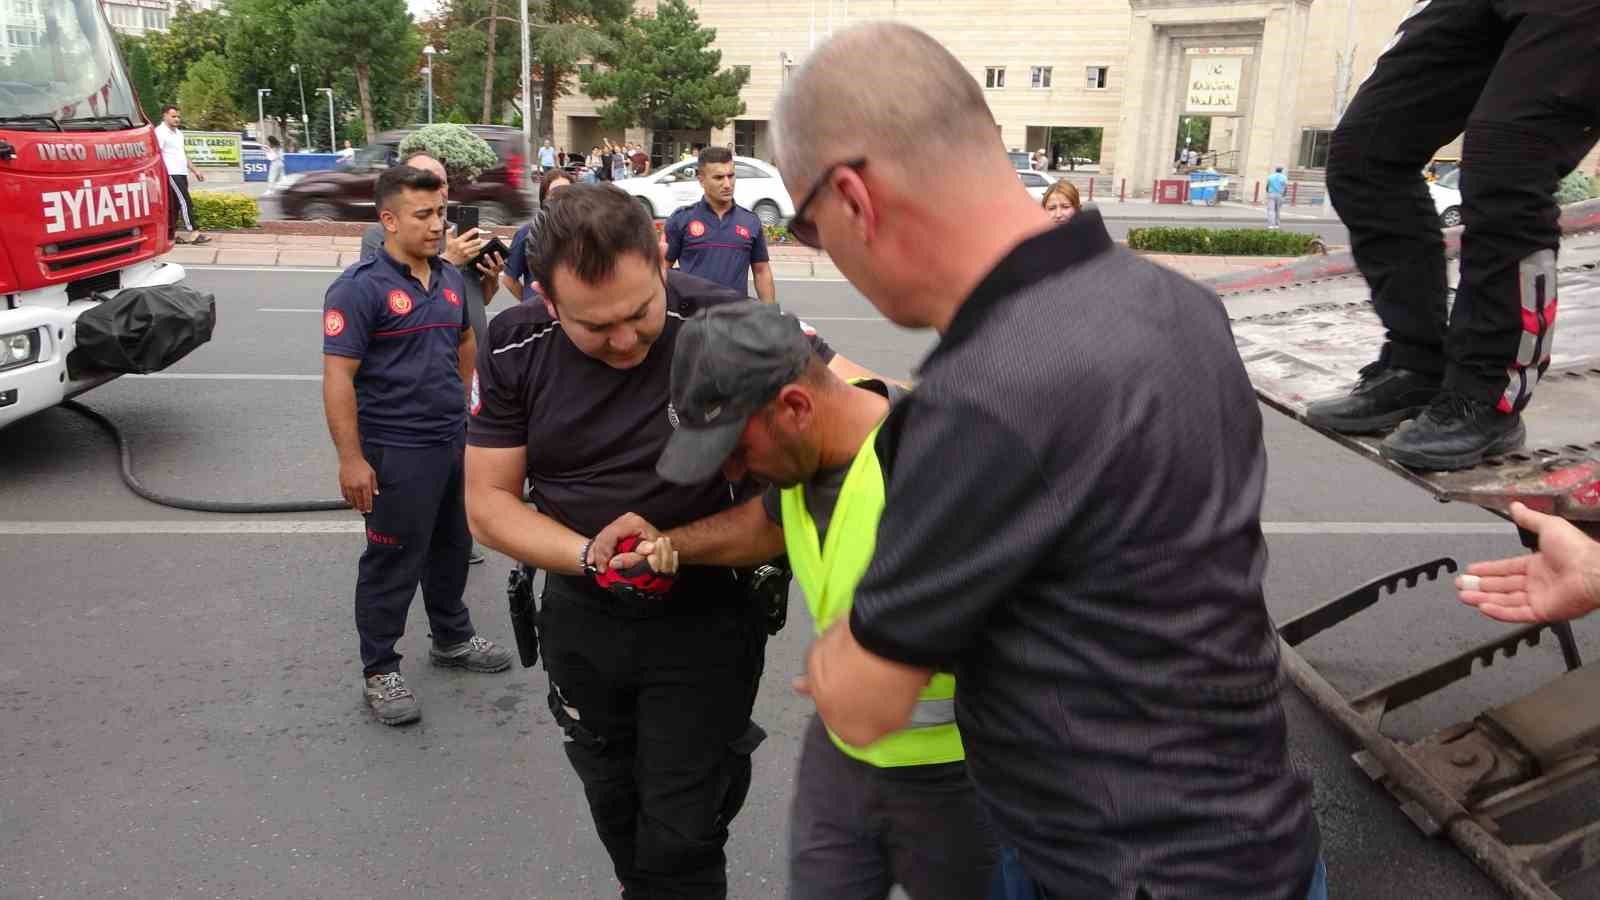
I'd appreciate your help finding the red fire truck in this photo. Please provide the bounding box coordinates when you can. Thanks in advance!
[0,0,213,429]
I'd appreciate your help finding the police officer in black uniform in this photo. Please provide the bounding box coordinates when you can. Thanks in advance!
[464,183,867,898]
[323,165,512,727]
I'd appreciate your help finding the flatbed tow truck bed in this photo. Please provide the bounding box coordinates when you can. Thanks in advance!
[1211,199,1600,900]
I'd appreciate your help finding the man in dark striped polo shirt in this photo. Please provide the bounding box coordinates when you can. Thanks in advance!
[772,23,1324,900]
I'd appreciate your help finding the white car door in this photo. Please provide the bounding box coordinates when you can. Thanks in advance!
[665,164,702,212]
[1018,170,1051,200]
[732,162,772,211]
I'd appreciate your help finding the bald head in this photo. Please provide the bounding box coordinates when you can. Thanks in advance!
[774,22,1002,187]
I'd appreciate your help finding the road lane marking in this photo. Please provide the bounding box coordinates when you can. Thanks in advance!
[0,521,1513,536]
[0,521,362,535]
[128,373,321,381]
[1262,522,1507,535]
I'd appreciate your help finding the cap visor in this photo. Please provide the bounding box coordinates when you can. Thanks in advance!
[656,416,748,484]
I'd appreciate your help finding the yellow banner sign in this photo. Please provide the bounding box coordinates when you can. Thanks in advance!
[1186,57,1243,115]
[184,131,242,167]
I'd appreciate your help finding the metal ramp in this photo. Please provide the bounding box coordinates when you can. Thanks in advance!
[1217,200,1600,899]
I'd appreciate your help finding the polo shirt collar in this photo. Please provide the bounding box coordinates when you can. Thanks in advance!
[694,197,739,220]
[376,243,444,285]
[934,207,1114,358]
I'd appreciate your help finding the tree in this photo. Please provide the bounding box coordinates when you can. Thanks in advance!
[146,2,228,97]
[293,0,420,143]
[436,0,524,123]
[177,53,244,130]
[531,0,633,142]
[582,0,747,133]
[224,0,315,139]
[1051,127,1104,171]
[115,35,165,120]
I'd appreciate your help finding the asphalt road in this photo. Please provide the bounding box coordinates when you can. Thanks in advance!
[2,268,1595,900]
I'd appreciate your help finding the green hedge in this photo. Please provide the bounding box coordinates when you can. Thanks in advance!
[189,191,259,230]
[1556,170,1598,206]
[764,223,791,244]
[1126,227,1318,256]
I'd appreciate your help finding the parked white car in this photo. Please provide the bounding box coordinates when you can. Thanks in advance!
[1429,167,1462,227]
[1017,168,1058,200]
[613,156,795,226]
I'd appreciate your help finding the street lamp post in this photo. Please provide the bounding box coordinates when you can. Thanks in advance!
[318,88,335,152]
[256,87,271,143]
[289,63,311,151]
[520,0,532,155]
[422,45,437,124]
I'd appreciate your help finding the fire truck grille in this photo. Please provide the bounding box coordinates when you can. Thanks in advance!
[41,228,143,275]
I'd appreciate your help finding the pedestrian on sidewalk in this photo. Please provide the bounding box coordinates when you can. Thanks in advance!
[1308,0,1600,471]
[538,139,557,172]
[1266,166,1288,229]
[265,136,286,188]
[322,165,514,726]
[1041,180,1080,224]
[772,22,1324,900]
[154,105,209,245]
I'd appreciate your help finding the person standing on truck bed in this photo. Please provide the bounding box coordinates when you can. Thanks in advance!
[323,165,514,727]
[153,105,208,246]
[1307,0,1600,471]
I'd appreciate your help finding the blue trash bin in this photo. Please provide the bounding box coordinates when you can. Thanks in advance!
[1188,171,1223,206]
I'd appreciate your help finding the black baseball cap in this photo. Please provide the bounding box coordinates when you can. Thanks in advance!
[657,303,814,484]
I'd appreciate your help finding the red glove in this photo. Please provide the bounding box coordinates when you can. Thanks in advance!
[594,534,676,600]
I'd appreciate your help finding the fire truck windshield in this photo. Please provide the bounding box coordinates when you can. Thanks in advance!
[0,0,141,129]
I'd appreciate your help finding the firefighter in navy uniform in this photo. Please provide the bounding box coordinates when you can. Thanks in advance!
[464,183,870,898]
[322,165,513,728]
[665,146,777,303]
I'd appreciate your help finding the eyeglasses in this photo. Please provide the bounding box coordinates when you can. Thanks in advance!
[787,158,867,249]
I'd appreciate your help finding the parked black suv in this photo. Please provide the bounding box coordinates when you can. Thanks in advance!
[277,125,533,225]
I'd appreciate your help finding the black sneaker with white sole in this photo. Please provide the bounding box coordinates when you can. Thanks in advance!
[429,635,514,673]
[364,672,421,726]
[1304,361,1442,434]
[1379,392,1526,471]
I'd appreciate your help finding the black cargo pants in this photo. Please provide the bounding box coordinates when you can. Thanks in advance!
[354,434,475,675]
[1326,0,1600,412]
[540,572,768,900]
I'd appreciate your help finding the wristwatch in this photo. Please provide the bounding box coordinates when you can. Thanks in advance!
[579,539,598,578]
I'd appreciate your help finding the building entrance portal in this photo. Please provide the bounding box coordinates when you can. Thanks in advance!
[1115,0,1315,196]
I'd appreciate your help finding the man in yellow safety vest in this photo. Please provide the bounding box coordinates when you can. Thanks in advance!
[588,301,996,900]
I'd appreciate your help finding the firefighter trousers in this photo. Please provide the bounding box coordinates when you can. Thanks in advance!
[354,434,475,675]
[539,572,768,900]
[1327,0,1600,412]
